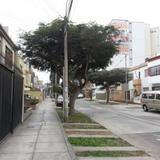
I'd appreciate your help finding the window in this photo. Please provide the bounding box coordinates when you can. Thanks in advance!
[156,94,160,100]
[143,87,149,91]
[5,46,13,68]
[148,94,155,99]
[144,69,148,77]
[149,65,160,76]
[142,94,147,98]
[138,72,141,79]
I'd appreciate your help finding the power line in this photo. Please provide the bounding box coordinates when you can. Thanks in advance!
[67,0,74,19]
[40,0,63,18]
[32,0,53,20]
[65,0,74,20]
[69,0,77,21]
[113,55,126,68]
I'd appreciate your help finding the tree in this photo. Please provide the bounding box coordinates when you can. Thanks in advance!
[89,68,132,103]
[20,19,119,115]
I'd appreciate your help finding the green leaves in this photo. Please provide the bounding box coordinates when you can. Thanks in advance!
[20,19,119,83]
[89,68,132,87]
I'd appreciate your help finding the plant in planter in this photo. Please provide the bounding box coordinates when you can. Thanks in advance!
[30,97,39,110]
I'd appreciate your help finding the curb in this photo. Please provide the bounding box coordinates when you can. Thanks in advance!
[54,106,78,160]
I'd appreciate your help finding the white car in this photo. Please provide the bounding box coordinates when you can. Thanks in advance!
[55,95,63,107]
[77,93,84,98]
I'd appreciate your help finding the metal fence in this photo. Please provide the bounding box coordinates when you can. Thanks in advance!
[0,54,23,141]
[12,70,23,130]
[0,64,13,141]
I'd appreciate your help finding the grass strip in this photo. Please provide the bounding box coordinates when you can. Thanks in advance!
[56,108,96,123]
[76,150,147,157]
[68,137,132,147]
[63,124,105,129]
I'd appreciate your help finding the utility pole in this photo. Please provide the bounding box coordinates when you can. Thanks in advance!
[55,72,57,100]
[63,0,74,120]
[64,17,69,120]
[125,54,128,104]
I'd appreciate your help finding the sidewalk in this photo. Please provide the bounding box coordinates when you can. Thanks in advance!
[0,98,76,160]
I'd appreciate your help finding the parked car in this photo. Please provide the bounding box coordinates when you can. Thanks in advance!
[55,95,63,107]
[77,93,84,98]
[141,91,160,112]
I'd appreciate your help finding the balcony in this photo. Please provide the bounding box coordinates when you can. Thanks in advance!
[133,79,141,86]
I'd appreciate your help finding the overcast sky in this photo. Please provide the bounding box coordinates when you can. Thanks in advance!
[0,0,160,83]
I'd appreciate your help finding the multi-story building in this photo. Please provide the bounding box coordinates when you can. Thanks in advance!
[108,20,160,102]
[129,27,160,102]
[150,27,160,57]
[109,19,151,69]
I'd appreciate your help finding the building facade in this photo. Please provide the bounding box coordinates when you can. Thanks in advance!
[108,20,160,102]
[0,25,16,70]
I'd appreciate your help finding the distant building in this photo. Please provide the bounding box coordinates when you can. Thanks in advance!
[109,19,151,69]
[107,20,160,102]
[150,27,160,57]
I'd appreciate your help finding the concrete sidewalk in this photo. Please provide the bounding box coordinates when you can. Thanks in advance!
[0,98,76,160]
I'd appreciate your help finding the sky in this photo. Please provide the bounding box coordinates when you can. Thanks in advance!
[0,0,160,82]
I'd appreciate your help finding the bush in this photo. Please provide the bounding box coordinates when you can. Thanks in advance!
[30,97,39,105]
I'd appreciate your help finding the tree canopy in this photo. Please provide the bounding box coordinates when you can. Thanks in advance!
[88,68,133,102]
[19,18,120,114]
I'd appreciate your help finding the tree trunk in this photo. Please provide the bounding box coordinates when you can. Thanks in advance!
[69,89,80,115]
[89,89,92,101]
[106,86,110,103]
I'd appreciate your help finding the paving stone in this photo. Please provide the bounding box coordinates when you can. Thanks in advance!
[0,142,34,153]
[78,157,155,160]
[37,134,64,143]
[39,129,62,135]
[68,135,117,138]
[35,142,68,153]
[63,123,101,126]
[4,135,37,143]
[12,130,39,136]
[73,146,140,152]
[0,153,32,160]
[65,129,108,132]
[33,152,71,160]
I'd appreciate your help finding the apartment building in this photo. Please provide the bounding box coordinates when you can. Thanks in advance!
[108,20,160,102]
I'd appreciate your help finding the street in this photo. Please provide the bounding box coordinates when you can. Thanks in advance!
[76,99,160,160]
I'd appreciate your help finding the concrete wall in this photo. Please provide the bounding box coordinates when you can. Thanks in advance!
[150,27,160,57]
[131,22,150,67]
[0,34,15,67]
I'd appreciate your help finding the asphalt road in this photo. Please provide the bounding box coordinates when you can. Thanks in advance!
[75,99,160,160]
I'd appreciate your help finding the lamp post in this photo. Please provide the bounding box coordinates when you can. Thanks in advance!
[125,54,128,104]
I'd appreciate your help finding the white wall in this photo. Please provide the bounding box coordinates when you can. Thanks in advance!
[148,58,160,84]
[131,22,150,67]
[150,27,160,57]
[145,25,151,58]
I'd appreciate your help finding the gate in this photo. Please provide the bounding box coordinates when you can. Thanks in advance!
[12,70,23,130]
[0,65,13,141]
[0,64,23,141]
